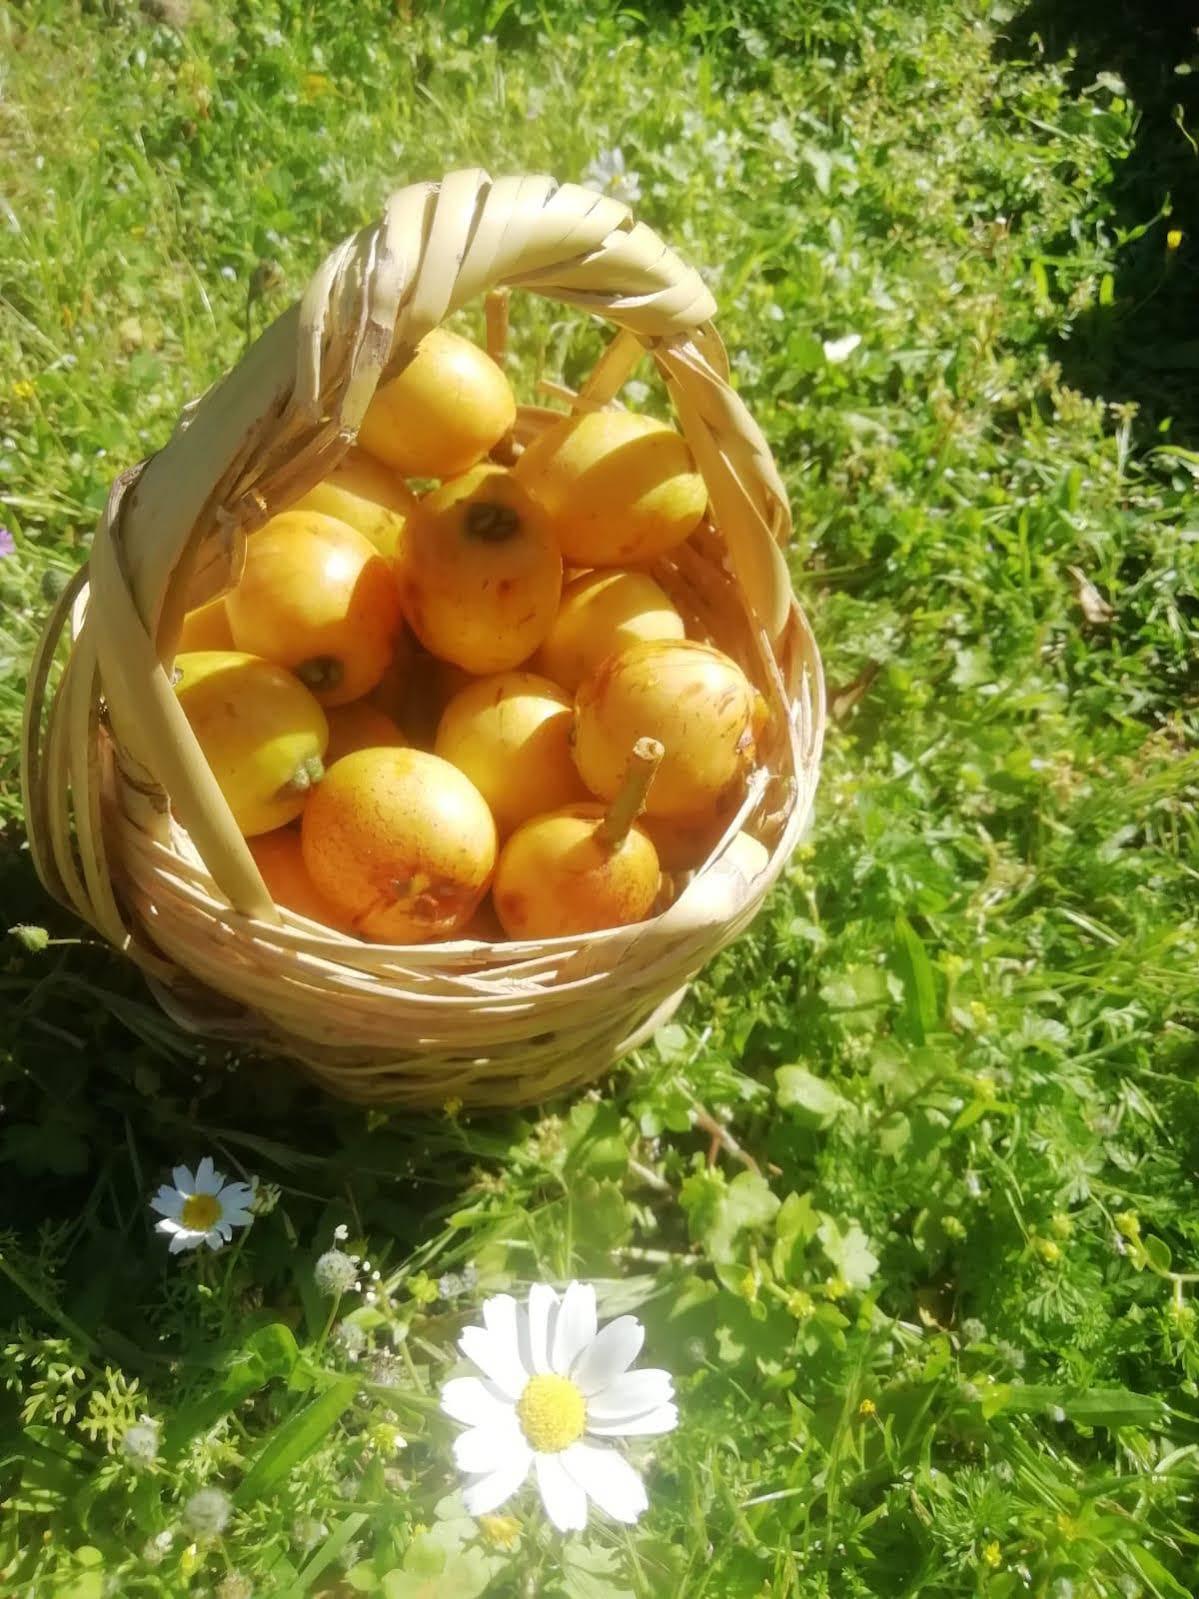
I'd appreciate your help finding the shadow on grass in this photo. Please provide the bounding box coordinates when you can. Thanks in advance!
[0,830,494,1342]
[997,0,1199,446]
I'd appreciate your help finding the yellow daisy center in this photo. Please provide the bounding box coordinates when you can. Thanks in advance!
[515,1373,586,1453]
[180,1192,221,1231]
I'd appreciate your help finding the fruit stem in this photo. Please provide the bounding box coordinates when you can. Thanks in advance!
[296,655,344,694]
[599,738,664,847]
[280,755,325,796]
[465,501,521,542]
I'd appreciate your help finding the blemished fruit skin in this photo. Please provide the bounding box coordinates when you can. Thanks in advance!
[514,409,708,565]
[172,651,329,837]
[398,466,562,675]
[534,568,686,693]
[226,510,402,707]
[493,804,660,939]
[301,748,497,943]
[323,700,407,766]
[572,639,757,821]
[249,827,351,931]
[357,327,516,479]
[178,594,235,652]
[434,671,586,837]
[291,448,416,561]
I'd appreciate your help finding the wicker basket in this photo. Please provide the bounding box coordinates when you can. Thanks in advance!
[21,170,824,1109]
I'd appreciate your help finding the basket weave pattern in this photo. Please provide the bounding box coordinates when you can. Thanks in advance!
[22,170,824,1108]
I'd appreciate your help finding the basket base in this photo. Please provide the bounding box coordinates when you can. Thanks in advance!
[146,972,690,1110]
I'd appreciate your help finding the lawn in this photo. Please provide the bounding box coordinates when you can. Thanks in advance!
[2,1,1199,1594]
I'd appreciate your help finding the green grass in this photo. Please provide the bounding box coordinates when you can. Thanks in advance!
[3,1,1199,1594]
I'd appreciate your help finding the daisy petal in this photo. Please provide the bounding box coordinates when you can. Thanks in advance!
[172,1165,194,1193]
[441,1376,514,1429]
[482,1292,519,1341]
[586,1368,674,1421]
[535,1452,588,1532]
[155,1218,184,1236]
[204,1231,225,1251]
[551,1282,597,1376]
[453,1416,524,1474]
[149,1189,184,1219]
[462,1446,532,1517]
[168,1230,196,1253]
[526,1283,559,1376]
[221,1183,256,1209]
[194,1157,221,1194]
[482,1293,529,1382]
[459,1325,530,1400]
[561,1441,648,1523]
[587,1402,678,1437]
[572,1315,644,1396]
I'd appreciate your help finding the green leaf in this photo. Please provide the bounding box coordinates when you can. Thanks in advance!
[893,915,938,1041]
[1061,1389,1169,1429]
[294,1513,369,1592]
[1126,1544,1194,1599]
[235,1377,358,1504]
[876,1111,911,1155]
[563,1542,636,1599]
[981,1384,1168,1429]
[60,1577,103,1599]
[570,1176,632,1259]
[772,1190,820,1279]
[1142,1235,1172,1273]
[681,1171,780,1265]
[381,1544,500,1599]
[817,1216,879,1289]
[776,1065,850,1126]
[564,1102,628,1181]
[164,1324,300,1456]
[819,964,891,1011]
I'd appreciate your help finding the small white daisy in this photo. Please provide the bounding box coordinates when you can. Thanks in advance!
[582,147,643,206]
[441,1281,677,1533]
[150,1157,255,1254]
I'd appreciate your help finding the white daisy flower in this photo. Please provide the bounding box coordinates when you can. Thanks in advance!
[582,147,643,206]
[150,1157,255,1254]
[441,1280,677,1533]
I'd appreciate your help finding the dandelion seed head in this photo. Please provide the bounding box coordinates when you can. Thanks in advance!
[141,1530,174,1565]
[183,1486,232,1536]
[314,1248,359,1297]
[121,1417,160,1466]
[333,1319,367,1360]
[292,1517,328,1551]
[365,1351,402,1386]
